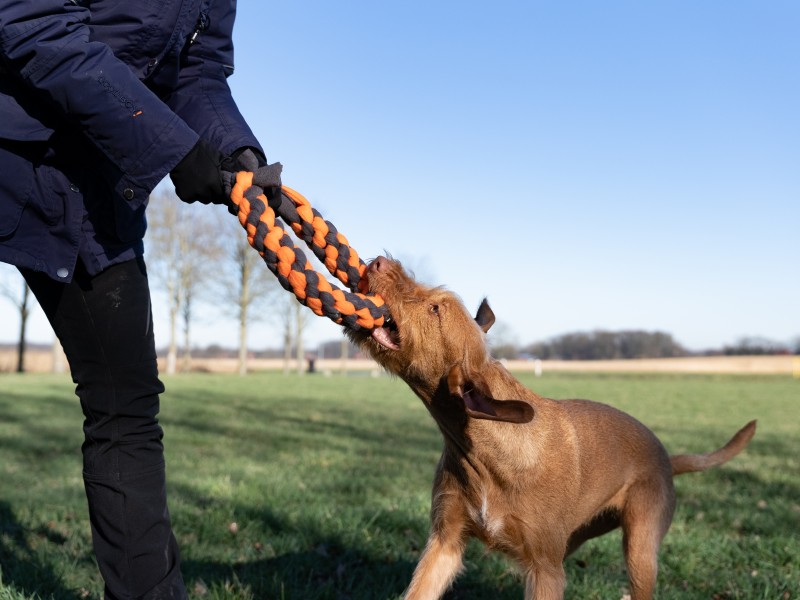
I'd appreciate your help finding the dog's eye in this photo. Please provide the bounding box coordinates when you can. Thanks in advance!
[430,303,440,316]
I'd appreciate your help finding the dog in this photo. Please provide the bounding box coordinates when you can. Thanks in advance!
[347,256,756,600]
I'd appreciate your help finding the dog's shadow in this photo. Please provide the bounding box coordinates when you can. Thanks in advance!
[178,502,527,600]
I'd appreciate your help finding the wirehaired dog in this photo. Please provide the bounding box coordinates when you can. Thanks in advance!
[348,256,756,600]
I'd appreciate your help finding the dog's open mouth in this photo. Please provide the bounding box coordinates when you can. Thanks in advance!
[371,315,400,350]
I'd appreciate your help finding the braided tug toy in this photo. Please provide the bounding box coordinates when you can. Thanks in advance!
[224,152,388,332]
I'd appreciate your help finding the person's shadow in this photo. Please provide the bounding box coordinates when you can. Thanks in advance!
[0,500,85,599]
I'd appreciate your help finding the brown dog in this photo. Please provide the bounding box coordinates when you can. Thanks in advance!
[347,256,756,600]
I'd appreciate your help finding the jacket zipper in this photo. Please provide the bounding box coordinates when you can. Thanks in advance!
[189,10,210,45]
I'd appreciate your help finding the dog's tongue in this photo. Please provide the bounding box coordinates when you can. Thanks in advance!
[371,326,399,350]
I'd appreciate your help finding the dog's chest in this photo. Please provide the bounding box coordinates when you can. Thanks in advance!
[468,493,505,540]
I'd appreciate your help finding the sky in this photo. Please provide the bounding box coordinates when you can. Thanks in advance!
[1,1,798,353]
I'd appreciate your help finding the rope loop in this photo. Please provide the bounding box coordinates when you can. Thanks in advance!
[228,170,387,331]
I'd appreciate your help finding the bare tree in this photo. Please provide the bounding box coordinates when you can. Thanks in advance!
[0,269,33,373]
[270,291,310,375]
[294,300,307,374]
[146,190,180,373]
[146,189,224,373]
[234,235,265,375]
[281,299,293,375]
[183,211,225,371]
[215,219,278,375]
[275,292,296,375]
[177,227,222,372]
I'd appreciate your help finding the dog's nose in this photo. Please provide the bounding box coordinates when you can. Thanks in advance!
[370,256,388,273]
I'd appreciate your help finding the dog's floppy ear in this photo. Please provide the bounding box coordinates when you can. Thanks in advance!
[447,365,534,424]
[475,298,495,334]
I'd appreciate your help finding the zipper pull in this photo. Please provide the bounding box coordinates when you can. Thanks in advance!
[190,11,210,45]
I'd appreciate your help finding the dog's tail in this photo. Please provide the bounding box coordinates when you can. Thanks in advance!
[671,420,757,476]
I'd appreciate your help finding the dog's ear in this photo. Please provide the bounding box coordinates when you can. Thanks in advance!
[475,298,495,333]
[463,389,535,424]
[447,365,534,424]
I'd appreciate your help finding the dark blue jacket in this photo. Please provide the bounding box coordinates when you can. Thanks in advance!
[0,0,262,282]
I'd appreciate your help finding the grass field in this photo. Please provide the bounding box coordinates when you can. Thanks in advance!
[0,371,797,599]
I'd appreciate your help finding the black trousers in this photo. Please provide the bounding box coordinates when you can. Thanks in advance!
[22,258,187,600]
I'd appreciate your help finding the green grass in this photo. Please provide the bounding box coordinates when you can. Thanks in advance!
[0,371,797,599]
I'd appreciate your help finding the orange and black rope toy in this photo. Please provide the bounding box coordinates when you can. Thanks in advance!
[224,155,387,331]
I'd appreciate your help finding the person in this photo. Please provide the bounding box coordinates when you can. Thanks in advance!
[0,2,276,597]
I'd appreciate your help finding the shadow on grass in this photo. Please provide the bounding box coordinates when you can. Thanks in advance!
[182,547,412,600]
[165,393,796,599]
[182,511,522,600]
[0,391,80,460]
[166,392,442,476]
[0,501,83,600]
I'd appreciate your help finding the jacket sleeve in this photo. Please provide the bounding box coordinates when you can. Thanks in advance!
[165,0,264,158]
[0,0,199,204]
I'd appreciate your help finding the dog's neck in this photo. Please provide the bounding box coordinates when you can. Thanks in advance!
[424,377,487,481]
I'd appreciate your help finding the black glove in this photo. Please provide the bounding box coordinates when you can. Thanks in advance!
[231,146,266,170]
[221,148,284,215]
[172,139,284,217]
[170,138,231,206]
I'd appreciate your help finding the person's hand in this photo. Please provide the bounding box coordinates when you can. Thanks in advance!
[171,140,283,216]
[170,138,231,206]
[222,148,284,215]
[230,147,265,170]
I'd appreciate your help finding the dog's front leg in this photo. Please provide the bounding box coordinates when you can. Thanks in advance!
[524,563,567,600]
[403,530,466,600]
[403,492,468,600]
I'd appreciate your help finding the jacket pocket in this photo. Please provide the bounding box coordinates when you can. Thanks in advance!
[33,165,70,227]
[0,141,38,237]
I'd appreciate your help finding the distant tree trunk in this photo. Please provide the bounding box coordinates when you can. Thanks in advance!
[237,244,251,376]
[238,332,248,375]
[282,323,292,375]
[181,288,192,373]
[238,312,248,376]
[16,281,30,373]
[277,295,295,375]
[166,285,179,375]
[294,302,304,374]
[148,193,181,376]
[340,337,349,375]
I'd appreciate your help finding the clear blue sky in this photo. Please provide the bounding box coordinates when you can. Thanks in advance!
[2,1,798,352]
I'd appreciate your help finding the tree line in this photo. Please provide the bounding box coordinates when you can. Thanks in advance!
[488,329,799,361]
[523,330,688,361]
[1,189,798,371]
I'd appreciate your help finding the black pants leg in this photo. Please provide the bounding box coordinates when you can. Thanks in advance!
[21,258,187,600]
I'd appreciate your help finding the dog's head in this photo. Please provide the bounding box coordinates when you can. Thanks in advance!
[351,256,491,381]
[349,256,532,424]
